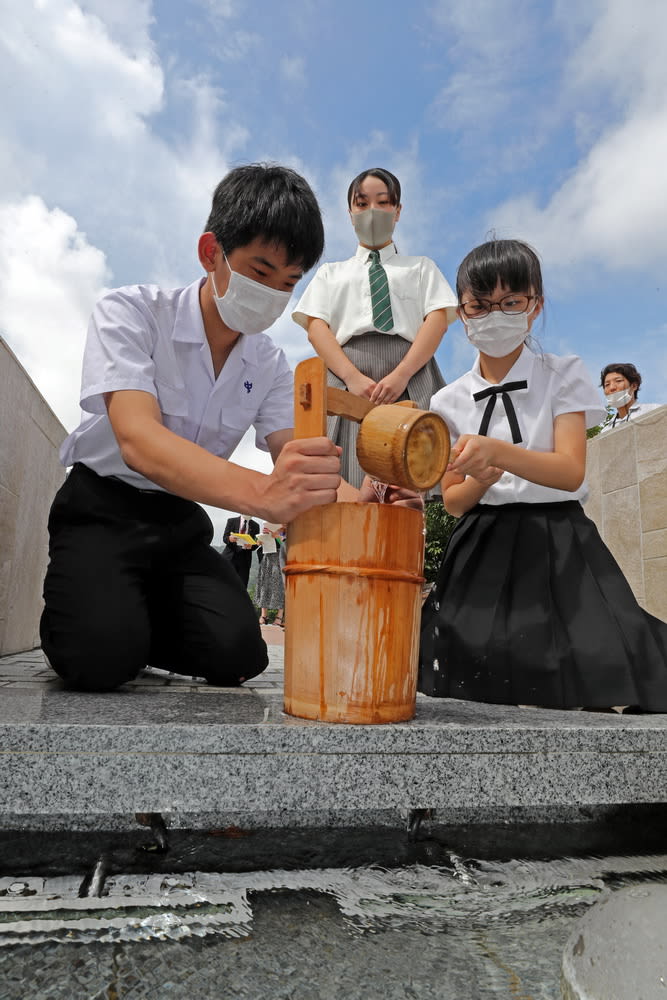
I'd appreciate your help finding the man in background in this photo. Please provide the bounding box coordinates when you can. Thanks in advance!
[222,513,261,587]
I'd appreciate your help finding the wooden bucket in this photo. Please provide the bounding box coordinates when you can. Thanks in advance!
[284,502,425,724]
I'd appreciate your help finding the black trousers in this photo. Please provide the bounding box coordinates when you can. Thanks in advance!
[40,464,268,691]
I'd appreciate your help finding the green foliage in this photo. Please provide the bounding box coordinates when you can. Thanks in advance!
[587,405,614,438]
[424,500,458,583]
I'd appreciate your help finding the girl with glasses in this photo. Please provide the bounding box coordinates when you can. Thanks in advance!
[293,167,457,489]
[419,238,667,712]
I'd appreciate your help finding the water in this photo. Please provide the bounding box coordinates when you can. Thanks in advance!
[0,819,666,998]
[370,479,389,503]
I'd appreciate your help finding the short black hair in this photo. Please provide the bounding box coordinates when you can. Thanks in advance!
[600,363,642,398]
[204,164,324,272]
[456,239,544,301]
[347,168,401,209]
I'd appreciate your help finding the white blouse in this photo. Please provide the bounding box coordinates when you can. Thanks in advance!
[430,348,607,505]
[292,243,458,346]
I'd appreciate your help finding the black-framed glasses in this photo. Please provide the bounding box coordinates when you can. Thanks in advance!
[460,293,537,318]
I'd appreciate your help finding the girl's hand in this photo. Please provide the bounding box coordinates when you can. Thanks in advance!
[383,484,425,509]
[448,435,501,480]
[345,371,377,399]
[471,466,504,488]
[369,370,410,405]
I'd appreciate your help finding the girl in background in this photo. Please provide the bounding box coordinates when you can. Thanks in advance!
[255,523,284,627]
[293,167,457,487]
[420,239,667,712]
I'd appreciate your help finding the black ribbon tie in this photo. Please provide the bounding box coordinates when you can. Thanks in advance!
[472,380,528,443]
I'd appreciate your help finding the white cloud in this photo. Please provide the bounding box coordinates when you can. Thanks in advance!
[77,0,156,52]
[0,196,110,430]
[280,55,306,85]
[561,0,667,103]
[489,0,667,281]
[1,0,164,152]
[490,105,667,279]
[0,0,258,434]
[0,0,249,288]
[429,0,552,132]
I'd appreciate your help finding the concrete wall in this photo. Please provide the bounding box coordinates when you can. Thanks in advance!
[585,405,667,622]
[0,337,67,655]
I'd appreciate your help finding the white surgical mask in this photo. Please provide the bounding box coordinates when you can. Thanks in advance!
[212,257,292,335]
[351,207,396,248]
[464,309,534,358]
[606,387,634,408]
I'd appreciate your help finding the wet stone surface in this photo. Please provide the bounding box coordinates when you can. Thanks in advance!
[0,816,666,997]
[0,891,581,1000]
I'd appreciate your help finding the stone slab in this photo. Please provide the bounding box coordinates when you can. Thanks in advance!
[1,648,666,822]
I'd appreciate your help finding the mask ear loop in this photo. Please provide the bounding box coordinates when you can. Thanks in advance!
[211,251,233,300]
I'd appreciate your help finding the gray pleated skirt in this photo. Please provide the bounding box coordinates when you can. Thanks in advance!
[327,333,445,492]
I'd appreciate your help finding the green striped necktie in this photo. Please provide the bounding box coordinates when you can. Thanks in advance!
[368,250,394,332]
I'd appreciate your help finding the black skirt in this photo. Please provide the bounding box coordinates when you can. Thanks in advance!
[419,501,667,711]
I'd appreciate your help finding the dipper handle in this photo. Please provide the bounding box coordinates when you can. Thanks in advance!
[294,357,327,438]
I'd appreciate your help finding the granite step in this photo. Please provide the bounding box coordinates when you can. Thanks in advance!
[1,648,666,829]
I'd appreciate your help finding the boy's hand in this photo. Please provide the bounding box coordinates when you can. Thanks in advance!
[261,437,341,522]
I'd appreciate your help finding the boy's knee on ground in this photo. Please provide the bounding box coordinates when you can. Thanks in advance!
[46,650,144,691]
[41,622,147,692]
[186,628,269,686]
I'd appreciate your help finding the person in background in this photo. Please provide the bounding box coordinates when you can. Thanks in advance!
[293,167,457,488]
[255,523,284,626]
[420,239,667,713]
[600,363,661,432]
[222,513,260,587]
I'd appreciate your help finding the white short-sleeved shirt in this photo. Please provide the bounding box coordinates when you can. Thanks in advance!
[430,349,607,505]
[60,279,294,490]
[292,243,458,345]
[599,402,663,433]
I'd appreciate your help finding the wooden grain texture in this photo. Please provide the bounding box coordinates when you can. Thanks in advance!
[294,357,327,439]
[356,406,450,491]
[284,502,425,724]
[326,388,417,423]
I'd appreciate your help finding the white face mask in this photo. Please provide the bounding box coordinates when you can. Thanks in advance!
[606,387,634,408]
[464,309,533,358]
[351,207,396,248]
[212,257,292,335]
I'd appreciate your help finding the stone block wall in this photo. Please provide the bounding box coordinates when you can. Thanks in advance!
[0,337,67,654]
[585,406,667,622]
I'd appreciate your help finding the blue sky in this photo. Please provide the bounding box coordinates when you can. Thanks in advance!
[1,0,666,540]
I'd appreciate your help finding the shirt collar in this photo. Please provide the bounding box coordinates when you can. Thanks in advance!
[355,241,397,263]
[172,278,208,344]
[173,276,264,366]
[470,345,535,390]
